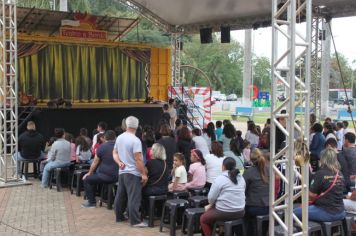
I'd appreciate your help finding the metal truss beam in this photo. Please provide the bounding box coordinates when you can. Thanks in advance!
[269,0,312,235]
[0,0,19,184]
[171,33,182,86]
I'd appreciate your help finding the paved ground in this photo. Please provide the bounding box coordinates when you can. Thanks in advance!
[0,181,169,236]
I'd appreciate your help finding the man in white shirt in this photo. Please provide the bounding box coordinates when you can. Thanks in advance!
[336,122,345,151]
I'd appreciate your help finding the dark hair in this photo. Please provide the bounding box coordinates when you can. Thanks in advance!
[236,130,242,137]
[345,132,356,144]
[174,152,185,166]
[169,98,175,105]
[206,122,216,141]
[325,138,337,148]
[114,126,124,136]
[160,124,172,136]
[211,141,224,157]
[266,118,271,125]
[75,136,90,151]
[312,123,323,133]
[325,117,332,123]
[192,128,201,136]
[223,123,236,139]
[216,120,222,128]
[230,138,241,156]
[175,119,182,127]
[223,157,240,184]
[143,125,155,147]
[163,104,169,111]
[243,139,250,148]
[192,149,206,165]
[182,119,188,126]
[64,132,74,142]
[48,137,57,146]
[96,133,105,145]
[54,128,65,138]
[343,120,349,128]
[248,122,260,136]
[323,122,334,136]
[104,130,116,141]
[98,121,107,131]
[179,126,191,140]
[223,119,230,126]
[336,122,344,129]
[79,128,88,137]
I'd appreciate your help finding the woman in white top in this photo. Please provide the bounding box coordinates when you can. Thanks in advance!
[204,141,225,189]
[75,136,92,163]
[200,157,246,236]
[245,122,260,149]
[192,128,210,157]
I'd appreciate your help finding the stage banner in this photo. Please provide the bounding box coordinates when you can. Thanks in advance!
[169,86,212,128]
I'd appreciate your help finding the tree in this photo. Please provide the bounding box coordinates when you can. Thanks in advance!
[253,56,271,92]
[329,53,353,90]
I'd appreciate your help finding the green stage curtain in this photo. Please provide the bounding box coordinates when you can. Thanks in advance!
[18,44,149,102]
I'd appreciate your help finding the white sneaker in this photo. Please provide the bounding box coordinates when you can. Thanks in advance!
[132,222,148,228]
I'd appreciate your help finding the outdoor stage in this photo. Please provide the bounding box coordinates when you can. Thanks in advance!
[21,103,163,139]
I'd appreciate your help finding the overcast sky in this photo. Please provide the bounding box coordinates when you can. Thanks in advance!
[231,16,356,67]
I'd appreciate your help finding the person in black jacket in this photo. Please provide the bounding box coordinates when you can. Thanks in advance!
[13,121,45,175]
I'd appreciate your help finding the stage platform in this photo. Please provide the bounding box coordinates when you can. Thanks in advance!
[20,102,164,139]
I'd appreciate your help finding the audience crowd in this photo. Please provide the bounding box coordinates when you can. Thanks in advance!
[14,99,356,234]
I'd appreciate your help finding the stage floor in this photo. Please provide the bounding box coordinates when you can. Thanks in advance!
[34,102,163,109]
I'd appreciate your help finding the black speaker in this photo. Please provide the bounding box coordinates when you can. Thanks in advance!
[200,28,212,44]
[221,26,230,43]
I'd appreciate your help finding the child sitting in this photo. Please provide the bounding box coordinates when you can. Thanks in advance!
[168,153,187,192]
[75,136,92,163]
[185,149,206,190]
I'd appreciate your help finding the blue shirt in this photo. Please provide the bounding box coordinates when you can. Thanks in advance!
[96,140,118,180]
[216,128,223,141]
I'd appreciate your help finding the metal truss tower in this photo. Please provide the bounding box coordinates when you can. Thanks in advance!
[171,33,182,86]
[0,0,18,184]
[310,12,325,119]
[269,0,311,235]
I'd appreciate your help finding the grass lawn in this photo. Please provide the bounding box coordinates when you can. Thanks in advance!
[212,111,306,125]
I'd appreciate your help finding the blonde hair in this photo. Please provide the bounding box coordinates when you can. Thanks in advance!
[151,143,166,161]
[250,148,268,183]
[319,147,340,173]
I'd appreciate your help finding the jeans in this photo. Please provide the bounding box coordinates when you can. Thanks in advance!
[114,173,142,225]
[294,205,346,222]
[13,152,45,175]
[83,174,117,204]
[41,161,71,187]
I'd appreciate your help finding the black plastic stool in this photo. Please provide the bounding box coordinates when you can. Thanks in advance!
[213,219,246,236]
[188,196,209,208]
[99,182,117,210]
[181,207,205,236]
[320,220,345,236]
[256,214,269,236]
[21,159,40,179]
[344,213,354,236]
[148,194,167,227]
[159,199,189,236]
[172,191,190,200]
[70,169,88,196]
[187,187,207,196]
[49,166,71,192]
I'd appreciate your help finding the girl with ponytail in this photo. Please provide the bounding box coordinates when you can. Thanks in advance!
[243,148,269,234]
[200,157,246,236]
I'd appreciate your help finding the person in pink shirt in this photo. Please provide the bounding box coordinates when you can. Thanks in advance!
[185,149,207,190]
[65,133,76,162]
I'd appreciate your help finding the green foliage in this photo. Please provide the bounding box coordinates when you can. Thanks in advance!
[330,53,353,90]
[253,56,271,92]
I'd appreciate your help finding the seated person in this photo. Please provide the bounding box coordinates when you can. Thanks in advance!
[294,148,346,222]
[184,149,206,190]
[41,128,71,188]
[168,153,187,192]
[142,143,169,196]
[200,157,245,236]
[65,133,76,162]
[243,148,269,235]
[344,176,356,214]
[204,141,226,189]
[82,130,118,208]
[224,138,244,172]
[75,136,92,163]
[13,121,45,175]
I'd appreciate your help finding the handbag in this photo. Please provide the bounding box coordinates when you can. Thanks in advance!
[309,171,339,205]
[149,161,166,186]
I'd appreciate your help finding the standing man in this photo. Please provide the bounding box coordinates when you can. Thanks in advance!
[113,116,148,227]
[13,121,45,176]
[341,132,356,191]
[168,98,177,129]
[92,121,107,149]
